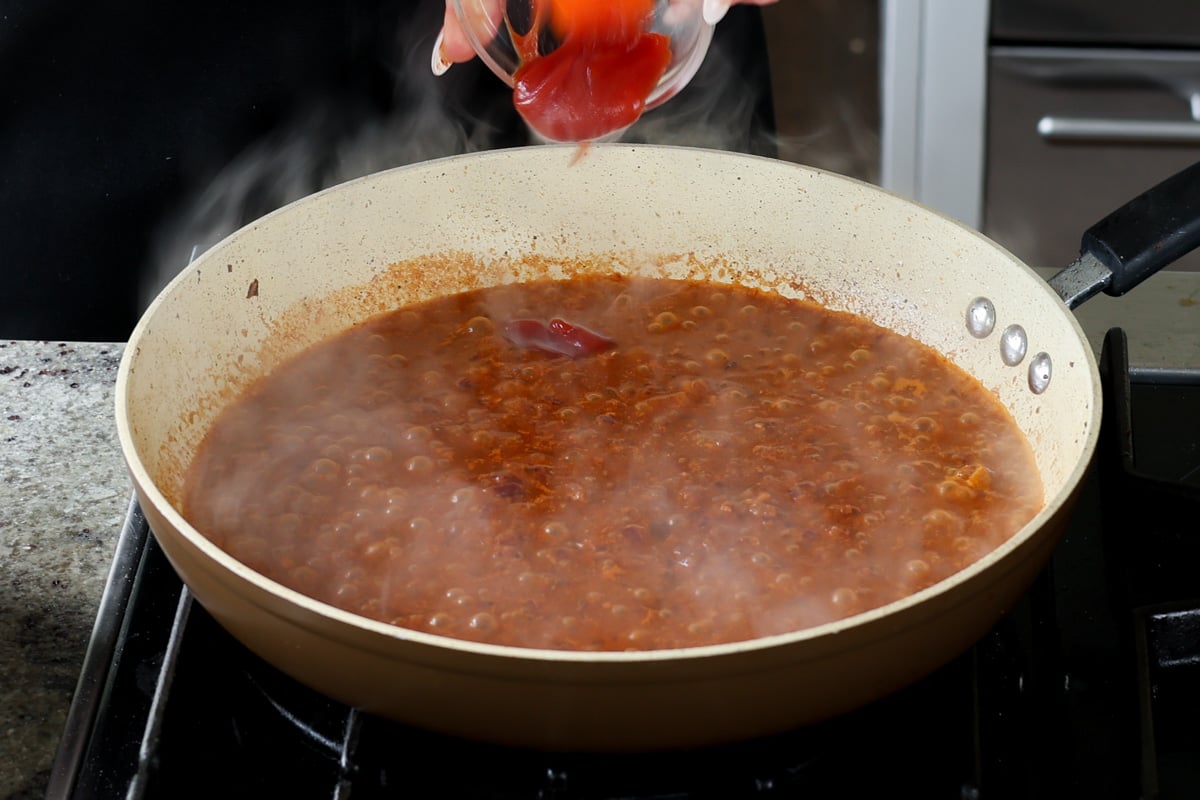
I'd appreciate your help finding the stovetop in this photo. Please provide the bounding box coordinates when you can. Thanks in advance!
[48,328,1200,799]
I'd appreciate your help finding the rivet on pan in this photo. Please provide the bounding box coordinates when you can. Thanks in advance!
[1000,324,1028,366]
[1029,352,1052,394]
[965,297,996,338]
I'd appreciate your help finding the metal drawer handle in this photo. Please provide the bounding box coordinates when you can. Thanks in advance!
[1037,115,1200,144]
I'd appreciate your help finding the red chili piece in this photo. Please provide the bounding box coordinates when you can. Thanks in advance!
[547,318,616,356]
[503,318,616,358]
[502,319,554,352]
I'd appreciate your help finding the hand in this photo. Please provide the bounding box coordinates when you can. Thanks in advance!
[432,0,780,75]
[432,0,501,75]
[699,0,779,25]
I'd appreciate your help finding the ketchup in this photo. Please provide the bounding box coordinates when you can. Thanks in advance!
[511,0,672,142]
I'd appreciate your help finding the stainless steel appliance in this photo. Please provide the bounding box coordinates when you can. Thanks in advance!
[880,0,1200,273]
[985,0,1200,271]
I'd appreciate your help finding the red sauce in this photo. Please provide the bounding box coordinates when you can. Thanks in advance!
[182,275,1044,652]
[511,0,671,141]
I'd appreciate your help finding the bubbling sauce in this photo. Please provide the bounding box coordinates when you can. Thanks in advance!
[182,275,1044,651]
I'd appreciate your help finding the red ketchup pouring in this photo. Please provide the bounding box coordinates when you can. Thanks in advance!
[510,0,672,142]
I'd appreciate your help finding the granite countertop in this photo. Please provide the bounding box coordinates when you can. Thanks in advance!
[1,341,129,800]
[0,270,1194,799]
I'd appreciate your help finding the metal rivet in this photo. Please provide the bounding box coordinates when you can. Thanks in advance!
[1000,324,1028,366]
[1029,352,1052,394]
[966,297,996,339]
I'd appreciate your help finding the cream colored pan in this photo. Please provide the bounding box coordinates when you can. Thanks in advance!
[115,145,1200,750]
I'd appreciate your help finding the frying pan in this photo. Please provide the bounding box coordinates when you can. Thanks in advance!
[115,145,1200,750]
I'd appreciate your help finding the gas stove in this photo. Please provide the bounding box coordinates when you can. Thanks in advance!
[48,328,1200,798]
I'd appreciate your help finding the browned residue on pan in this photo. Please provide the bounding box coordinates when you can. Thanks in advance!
[246,279,259,299]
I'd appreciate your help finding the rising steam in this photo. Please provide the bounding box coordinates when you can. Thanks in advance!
[145,4,798,305]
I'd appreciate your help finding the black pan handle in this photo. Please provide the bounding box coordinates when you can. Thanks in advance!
[1047,160,1200,309]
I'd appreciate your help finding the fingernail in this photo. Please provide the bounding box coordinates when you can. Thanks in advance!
[702,0,729,25]
[431,29,452,76]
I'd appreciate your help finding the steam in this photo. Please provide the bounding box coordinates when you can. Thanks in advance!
[762,0,881,180]
[146,11,498,304]
[145,5,799,305]
[623,24,776,156]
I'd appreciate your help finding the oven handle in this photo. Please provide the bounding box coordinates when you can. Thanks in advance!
[1038,115,1200,144]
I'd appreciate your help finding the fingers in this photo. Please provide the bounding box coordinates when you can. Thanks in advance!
[432,1,489,75]
[432,28,453,76]
[702,0,781,26]
[701,0,730,25]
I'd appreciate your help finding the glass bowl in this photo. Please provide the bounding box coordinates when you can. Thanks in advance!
[450,0,714,140]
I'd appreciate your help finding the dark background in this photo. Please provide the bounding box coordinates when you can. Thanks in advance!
[0,0,774,342]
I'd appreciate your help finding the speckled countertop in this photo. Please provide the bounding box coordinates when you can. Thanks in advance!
[1,341,128,800]
[0,270,1195,800]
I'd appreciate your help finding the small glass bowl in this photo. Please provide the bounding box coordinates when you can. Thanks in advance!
[450,0,714,133]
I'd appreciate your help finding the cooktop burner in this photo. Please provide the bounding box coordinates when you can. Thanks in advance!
[49,329,1200,799]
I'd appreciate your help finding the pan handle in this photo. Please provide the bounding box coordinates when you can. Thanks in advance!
[1047,160,1200,309]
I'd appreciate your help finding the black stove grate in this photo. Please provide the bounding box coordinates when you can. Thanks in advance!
[48,328,1200,799]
